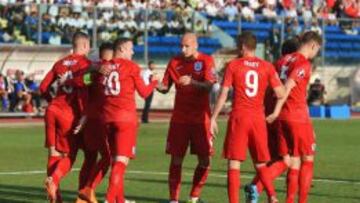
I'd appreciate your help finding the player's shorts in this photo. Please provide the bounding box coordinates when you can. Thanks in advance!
[278,120,316,157]
[83,118,107,152]
[166,122,214,157]
[223,116,270,162]
[105,121,138,159]
[267,120,281,159]
[44,106,79,153]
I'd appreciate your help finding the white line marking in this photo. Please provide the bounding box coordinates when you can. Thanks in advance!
[0,168,359,185]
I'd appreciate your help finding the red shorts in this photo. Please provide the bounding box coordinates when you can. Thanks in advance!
[166,122,214,157]
[278,120,316,157]
[223,116,270,162]
[44,106,79,153]
[83,118,108,152]
[105,121,138,158]
[267,120,280,159]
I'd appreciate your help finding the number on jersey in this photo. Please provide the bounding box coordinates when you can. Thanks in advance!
[245,70,258,97]
[62,71,73,94]
[104,71,121,96]
[280,65,289,80]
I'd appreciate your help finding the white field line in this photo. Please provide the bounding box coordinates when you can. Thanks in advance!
[0,168,359,186]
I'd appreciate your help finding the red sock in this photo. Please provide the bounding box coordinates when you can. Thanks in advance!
[106,161,126,203]
[190,166,210,198]
[252,160,287,194]
[78,151,97,190]
[227,169,240,203]
[256,166,276,197]
[52,157,72,186]
[299,161,314,203]
[168,164,182,201]
[286,168,299,203]
[47,156,61,176]
[88,156,111,189]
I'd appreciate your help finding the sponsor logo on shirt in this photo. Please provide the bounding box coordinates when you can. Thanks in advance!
[194,61,203,72]
[63,60,77,66]
[176,65,183,70]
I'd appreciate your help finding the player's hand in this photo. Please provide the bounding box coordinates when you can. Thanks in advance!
[73,116,87,135]
[151,72,160,82]
[98,64,112,76]
[266,113,278,124]
[210,118,218,138]
[178,75,192,86]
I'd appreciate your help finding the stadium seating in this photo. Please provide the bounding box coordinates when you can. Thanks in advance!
[325,105,351,119]
[135,36,221,56]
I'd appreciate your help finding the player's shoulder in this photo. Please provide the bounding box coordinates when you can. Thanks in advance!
[198,52,214,61]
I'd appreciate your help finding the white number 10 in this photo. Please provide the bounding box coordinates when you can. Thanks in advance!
[245,70,258,97]
[104,71,121,96]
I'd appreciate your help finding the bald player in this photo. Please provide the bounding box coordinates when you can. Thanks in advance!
[40,31,91,203]
[157,33,217,203]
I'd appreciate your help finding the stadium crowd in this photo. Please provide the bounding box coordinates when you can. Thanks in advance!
[0,69,42,113]
[1,0,360,45]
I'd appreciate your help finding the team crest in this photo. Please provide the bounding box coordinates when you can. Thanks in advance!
[297,69,305,78]
[194,62,203,72]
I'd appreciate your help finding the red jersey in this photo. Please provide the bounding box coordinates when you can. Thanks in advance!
[40,54,91,115]
[276,52,312,122]
[100,58,157,122]
[162,52,216,123]
[222,56,281,117]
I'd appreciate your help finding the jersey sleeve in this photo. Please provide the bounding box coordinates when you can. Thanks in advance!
[268,63,282,88]
[161,60,175,88]
[132,63,157,98]
[289,60,311,84]
[39,65,57,101]
[203,56,217,83]
[221,62,234,88]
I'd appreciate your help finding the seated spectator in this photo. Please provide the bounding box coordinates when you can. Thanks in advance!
[262,3,277,21]
[241,4,255,22]
[14,70,33,113]
[25,75,42,112]
[310,19,323,35]
[194,19,206,35]
[308,78,326,105]
[223,1,238,21]
[0,74,9,111]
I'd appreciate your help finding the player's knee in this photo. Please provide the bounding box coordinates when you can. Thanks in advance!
[283,155,291,167]
[198,156,211,168]
[114,156,129,165]
[289,157,301,169]
[301,155,314,162]
[228,160,241,170]
[171,156,184,166]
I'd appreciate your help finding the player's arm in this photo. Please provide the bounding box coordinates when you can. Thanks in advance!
[39,68,56,102]
[267,79,295,123]
[133,65,159,98]
[157,63,173,94]
[210,86,230,136]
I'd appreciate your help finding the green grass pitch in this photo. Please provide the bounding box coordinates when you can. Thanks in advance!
[0,120,359,203]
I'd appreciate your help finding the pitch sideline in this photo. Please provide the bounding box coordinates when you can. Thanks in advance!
[0,168,358,186]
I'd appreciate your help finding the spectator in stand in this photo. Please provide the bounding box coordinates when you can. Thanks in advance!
[0,74,9,111]
[308,78,326,105]
[25,74,42,112]
[310,18,323,34]
[241,3,256,21]
[14,70,33,112]
[262,3,277,21]
[223,1,238,21]
[194,19,206,35]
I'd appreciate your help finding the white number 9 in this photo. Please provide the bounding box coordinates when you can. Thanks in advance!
[245,70,258,97]
[104,71,121,96]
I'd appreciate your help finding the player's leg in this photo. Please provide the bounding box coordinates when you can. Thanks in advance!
[106,155,129,203]
[298,123,316,203]
[223,117,248,203]
[166,122,190,203]
[228,160,241,203]
[105,122,137,203]
[286,156,301,203]
[45,108,62,177]
[188,123,213,202]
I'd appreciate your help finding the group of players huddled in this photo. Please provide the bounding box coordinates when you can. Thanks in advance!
[40,30,322,203]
